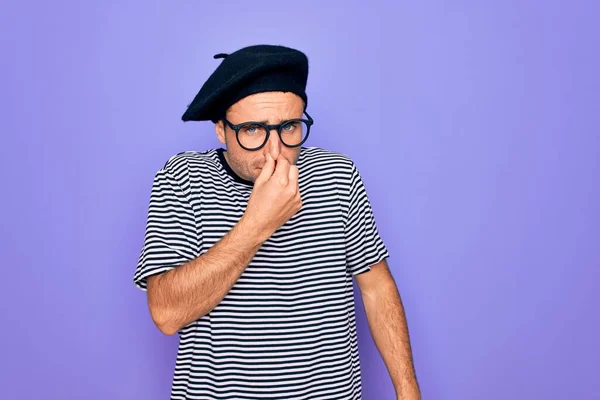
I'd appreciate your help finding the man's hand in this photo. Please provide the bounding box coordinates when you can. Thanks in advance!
[242,153,302,242]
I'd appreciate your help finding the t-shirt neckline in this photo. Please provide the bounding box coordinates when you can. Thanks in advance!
[216,148,255,187]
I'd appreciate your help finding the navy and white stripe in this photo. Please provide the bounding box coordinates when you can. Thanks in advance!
[134,147,389,400]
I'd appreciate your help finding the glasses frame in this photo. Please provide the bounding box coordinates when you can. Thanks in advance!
[222,111,314,151]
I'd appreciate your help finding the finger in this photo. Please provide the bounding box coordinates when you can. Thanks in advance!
[256,153,275,184]
[288,165,299,189]
[294,191,302,210]
[273,155,291,185]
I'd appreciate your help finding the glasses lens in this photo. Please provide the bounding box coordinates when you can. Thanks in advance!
[279,120,309,147]
[237,124,268,150]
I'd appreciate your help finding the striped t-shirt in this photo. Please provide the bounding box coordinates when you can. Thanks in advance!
[134,146,389,400]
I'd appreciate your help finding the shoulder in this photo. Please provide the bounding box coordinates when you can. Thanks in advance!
[298,147,363,197]
[299,146,357,172]
[160,149,219,173]
[153,149,222,194]
[157,149,223,186]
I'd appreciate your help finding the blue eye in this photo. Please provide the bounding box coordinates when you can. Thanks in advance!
[243,125,261,134]
[282,122,297,132]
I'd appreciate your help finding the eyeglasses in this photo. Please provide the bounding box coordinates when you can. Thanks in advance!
[223,111,314,151]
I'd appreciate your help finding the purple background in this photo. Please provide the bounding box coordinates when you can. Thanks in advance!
[1,1,599,399]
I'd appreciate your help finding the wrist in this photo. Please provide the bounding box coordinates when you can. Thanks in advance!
[238,214,271,246]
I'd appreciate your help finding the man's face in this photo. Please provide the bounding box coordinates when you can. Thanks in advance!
[216,91,304,183]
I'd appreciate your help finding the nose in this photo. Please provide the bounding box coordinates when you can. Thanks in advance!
[265,127,282,160]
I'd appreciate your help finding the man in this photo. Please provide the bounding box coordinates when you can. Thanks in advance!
[134,44,420,400]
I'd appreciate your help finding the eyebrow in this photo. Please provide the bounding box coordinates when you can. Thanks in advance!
[228,114,303,125]
[254,117,300,124]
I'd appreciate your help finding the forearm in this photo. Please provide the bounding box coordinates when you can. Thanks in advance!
[362,282,421,399]
[147,215,266,335]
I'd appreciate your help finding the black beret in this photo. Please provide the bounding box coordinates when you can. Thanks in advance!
[181,44,309,123]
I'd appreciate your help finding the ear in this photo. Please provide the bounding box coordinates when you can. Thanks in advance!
[215,120,226,144]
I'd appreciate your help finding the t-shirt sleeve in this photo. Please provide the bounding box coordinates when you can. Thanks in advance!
[133,164,201,291]
[344,162,390,276]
